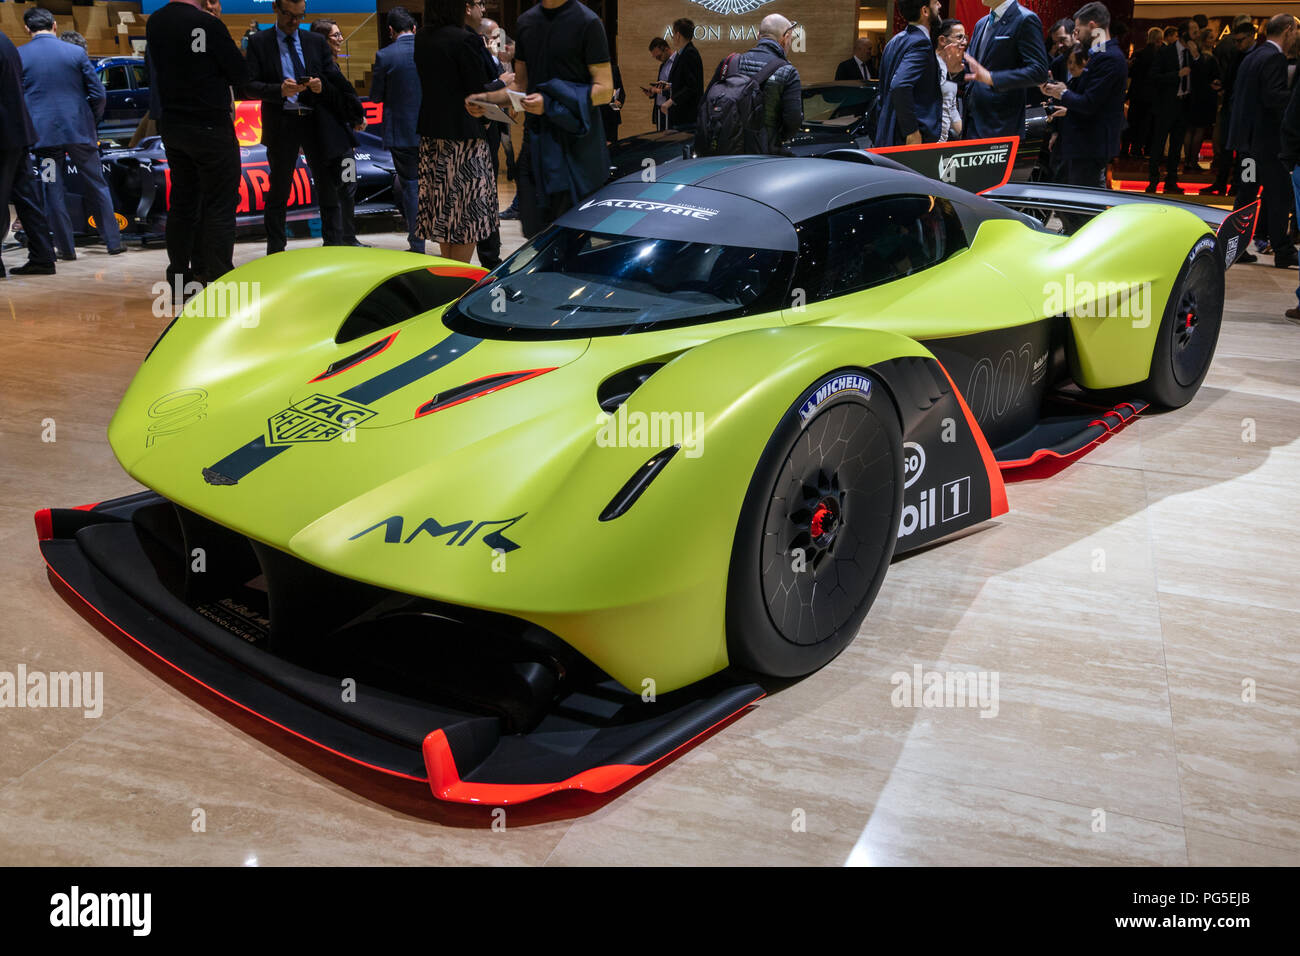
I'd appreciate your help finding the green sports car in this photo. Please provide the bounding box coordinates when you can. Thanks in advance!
[37,146,1255,804]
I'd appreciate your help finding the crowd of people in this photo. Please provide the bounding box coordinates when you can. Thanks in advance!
[866,2,1300,275]
[4,0,1300,295]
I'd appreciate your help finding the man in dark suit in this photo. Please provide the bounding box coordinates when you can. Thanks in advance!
[1228,14,1299,268]
[660,18,703,130]
[1147,20,1197,193]
[0,30,56,277]
[1040,2,1126,192]
[875,0,942,146]
[962,0,1049,139]
[245,0,342,254]
[370,7,422,253]
[19,6,122,258]
[147,0,250,292]
[1206,21,1258,194]
[836,37,875,82]
[645,37,673,131]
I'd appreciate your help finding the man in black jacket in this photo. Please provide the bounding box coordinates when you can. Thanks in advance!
[1206,21,1256,194]
[1147,20,1197,193]
[147,0,250,289]
[1041,2,1126,192]
[661,18,703,130]
[836,37,875,82]
[245,0,342,253]
[1228,14,1298,268]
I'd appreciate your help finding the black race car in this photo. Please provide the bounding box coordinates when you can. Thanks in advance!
[18,100,399,246]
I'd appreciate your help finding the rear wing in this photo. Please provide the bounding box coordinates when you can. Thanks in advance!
[985,181,1260,270]
[822,138,1259,270]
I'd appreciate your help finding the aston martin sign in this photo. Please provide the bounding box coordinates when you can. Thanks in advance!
[689,0,777,14]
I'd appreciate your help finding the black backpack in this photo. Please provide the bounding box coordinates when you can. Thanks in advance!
[696,53,786,156]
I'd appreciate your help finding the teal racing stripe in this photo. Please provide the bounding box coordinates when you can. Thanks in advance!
[595,209,650,233]
[592,175,715,234]
[658,156,755,184]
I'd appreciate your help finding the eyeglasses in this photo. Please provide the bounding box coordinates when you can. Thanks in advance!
[785,21,801,36]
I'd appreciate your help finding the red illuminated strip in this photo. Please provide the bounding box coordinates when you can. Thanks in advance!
[1113,180,1224,197]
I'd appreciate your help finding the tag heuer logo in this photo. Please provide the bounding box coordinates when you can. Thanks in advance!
[267,394,376,444]
[689,0,776,14]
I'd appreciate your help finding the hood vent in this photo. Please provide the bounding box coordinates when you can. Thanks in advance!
[336,266,484,344]
[311,331,399,382]
[597,362,665,413]
[415,368,556,418]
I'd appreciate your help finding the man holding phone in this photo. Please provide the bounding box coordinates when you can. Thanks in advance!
[245,0,342,253]
[1040,2,1126,208]
[645,36,674,131]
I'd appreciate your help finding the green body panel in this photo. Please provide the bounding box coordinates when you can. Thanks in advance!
[108,201,1210,692]
[791,204,1210,388]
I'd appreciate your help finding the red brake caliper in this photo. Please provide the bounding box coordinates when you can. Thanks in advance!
[811,502,831,539]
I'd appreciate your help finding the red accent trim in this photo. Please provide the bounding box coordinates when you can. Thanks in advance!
[427,265,489,280]
[41,559,428,785]
[35,502,101,541]
[869,136,1020,194]
[309,331,399,383]
[932,362,1009,519]
[997,402,1144,477]
[414,367,557,418]
[1240,199,1262,244]
[423,691,764,805]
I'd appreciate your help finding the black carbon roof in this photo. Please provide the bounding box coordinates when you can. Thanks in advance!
[607,155,995,223]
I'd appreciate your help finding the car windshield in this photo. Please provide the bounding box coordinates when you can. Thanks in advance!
[801,85,874,124]
[445,228,793,338]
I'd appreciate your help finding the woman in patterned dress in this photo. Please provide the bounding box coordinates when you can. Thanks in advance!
[413,0,498,261]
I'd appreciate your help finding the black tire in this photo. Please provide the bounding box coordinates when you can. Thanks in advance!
[1140,239,1225,408]
[726,370,904,678]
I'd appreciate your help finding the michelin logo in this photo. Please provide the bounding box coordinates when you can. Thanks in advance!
[578,197,719,221]
[799,374,872,421]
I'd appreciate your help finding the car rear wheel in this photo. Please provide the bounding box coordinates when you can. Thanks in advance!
[726,370,903,678]
[1140,240,1225,409]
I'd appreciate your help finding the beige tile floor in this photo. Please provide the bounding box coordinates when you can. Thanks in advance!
[0,215,1297,866]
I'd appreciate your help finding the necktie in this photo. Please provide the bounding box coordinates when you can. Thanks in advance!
[860,60,867,81]
[285,31,306,81]
[979,13,997,61]
[1179,48,1189,96]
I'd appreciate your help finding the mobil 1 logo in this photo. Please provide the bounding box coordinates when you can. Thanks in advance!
[898,440,971,539]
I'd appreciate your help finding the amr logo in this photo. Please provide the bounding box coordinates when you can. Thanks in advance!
[350,513,525,553]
